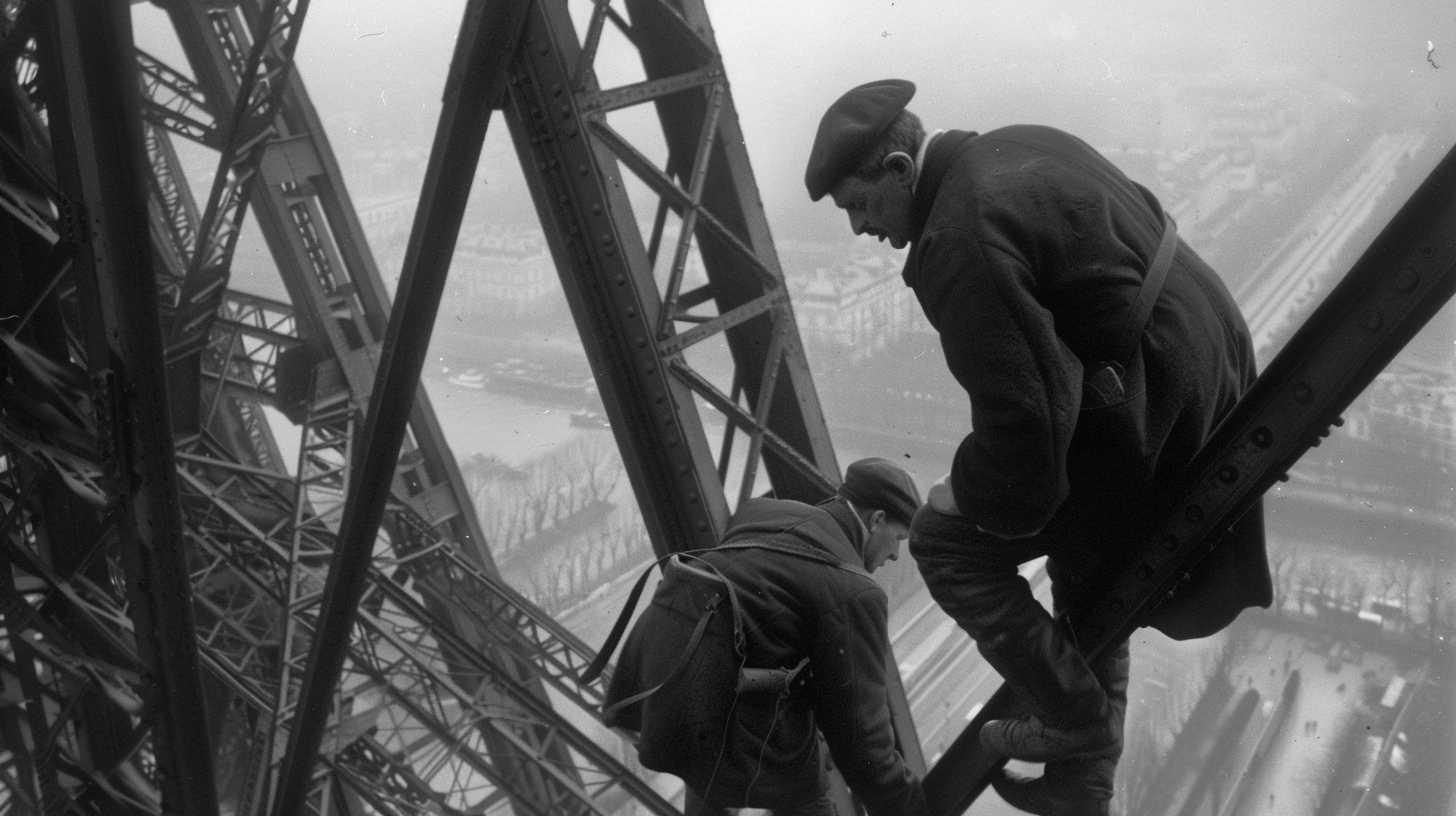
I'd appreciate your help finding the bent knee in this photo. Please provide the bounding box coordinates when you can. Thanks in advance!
[909,504,981,554]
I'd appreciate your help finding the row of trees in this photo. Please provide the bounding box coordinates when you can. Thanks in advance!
[521,515,653,614]
[1267,540,1453,638]
[459,436,621,557]
[459,436,654,613]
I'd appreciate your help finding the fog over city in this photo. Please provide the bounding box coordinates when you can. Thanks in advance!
[215,0,1456,237]
[123,2,1456,814]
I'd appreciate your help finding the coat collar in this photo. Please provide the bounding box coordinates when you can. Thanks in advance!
[902,129,977,290]
[816,496,867,559]
[911,128,977,235]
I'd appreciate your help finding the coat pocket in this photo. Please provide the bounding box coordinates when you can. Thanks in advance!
[1070,355,1149,489]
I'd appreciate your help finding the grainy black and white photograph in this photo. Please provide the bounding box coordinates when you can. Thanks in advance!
[3,1,1455,814]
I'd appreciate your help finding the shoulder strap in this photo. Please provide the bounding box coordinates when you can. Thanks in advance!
[1108,213,1177,366]
[597,590,726,722]
[582,548,707,684]
[582,539,869,685]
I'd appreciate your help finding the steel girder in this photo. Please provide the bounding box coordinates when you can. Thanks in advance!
[264,2,535,808]
[174,440,678,816]
[503,0,841,558]
[2,5,664,816]
[12,3,219,814]
[158,0,491,605]
[501,4,915,810]
[138,40,655,816]
[171,440,679,816]
[923,143,1456,814]
[162,0,309,438]
[0,63,143,809]
[3,1,870,814]
[137,48,217,150]
[150,2,662,813]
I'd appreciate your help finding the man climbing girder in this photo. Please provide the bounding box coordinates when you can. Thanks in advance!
[804,79,1273,814]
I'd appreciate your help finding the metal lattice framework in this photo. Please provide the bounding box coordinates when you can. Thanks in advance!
[1,0,857,814]
[3,1,1452,815]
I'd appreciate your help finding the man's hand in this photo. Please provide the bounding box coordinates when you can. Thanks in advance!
[926,473,962,515]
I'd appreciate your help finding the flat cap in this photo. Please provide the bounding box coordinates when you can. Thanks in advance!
[839,457,922,527]
[804,79,916,201]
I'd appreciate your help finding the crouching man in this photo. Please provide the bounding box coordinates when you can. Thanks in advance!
[594,458,929,816]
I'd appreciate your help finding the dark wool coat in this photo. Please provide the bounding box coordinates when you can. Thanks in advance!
[904,124,1271,637]
[604,498,925,816]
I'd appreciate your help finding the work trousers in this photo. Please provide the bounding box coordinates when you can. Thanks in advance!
[908,506,1113,645]
[907,505,1125,728]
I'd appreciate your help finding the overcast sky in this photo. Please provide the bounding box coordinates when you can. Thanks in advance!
[136,0,1456,237]
[278,1,1454,225]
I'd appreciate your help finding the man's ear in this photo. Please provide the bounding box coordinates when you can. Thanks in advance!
[882,151,914,181]
[869,508,887,530]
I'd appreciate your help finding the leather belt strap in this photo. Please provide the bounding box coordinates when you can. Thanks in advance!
[1108,213,1178,367]
[584,539,859,703]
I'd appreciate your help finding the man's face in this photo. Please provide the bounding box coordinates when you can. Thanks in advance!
[863,513,909,573]
[829,167,916,249]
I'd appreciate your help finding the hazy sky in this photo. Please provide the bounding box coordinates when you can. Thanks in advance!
[217,0,1452,235]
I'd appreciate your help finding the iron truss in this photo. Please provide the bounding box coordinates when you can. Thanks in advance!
[0,0,879,815]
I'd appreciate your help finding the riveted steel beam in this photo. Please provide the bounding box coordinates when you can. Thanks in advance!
[31,5,218,813]
[268,3,580,814]
[624,0,840,502]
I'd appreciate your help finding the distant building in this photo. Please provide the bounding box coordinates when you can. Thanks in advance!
[1132,71,1347,249]
[449,227,562,321]
[789,251,920,362]
[1297,364,1456,518]
[347,139,429,200]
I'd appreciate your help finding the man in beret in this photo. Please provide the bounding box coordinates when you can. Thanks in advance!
[805,80,1271,815]
[602,457,927,815]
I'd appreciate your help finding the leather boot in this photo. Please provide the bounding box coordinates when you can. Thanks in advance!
[991,759,1115,816]
[989,640,1130,815]
[977,613,1117,762]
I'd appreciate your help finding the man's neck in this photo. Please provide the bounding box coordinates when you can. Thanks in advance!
[818,496,867,553]
[912,128,946,193]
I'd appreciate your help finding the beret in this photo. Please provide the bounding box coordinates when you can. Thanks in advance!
[839,457,922,527]
[804,79,916,201]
